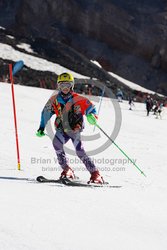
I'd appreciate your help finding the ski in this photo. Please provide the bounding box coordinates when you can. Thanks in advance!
[36,176,122,188]
[0,176,35,181]
[36,175,63,184]
[0,176,122,188]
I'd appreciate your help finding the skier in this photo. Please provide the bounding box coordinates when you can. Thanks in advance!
[36,72,104,184]
[155,103,163,119]
[128,96,134,110]
[145,95,152,116]
[152,99,159,115]
[116,88,123,102]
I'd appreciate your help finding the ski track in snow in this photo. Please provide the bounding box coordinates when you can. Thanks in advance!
[0,82,167,250]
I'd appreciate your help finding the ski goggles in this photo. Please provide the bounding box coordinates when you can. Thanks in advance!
[58,82,73,90]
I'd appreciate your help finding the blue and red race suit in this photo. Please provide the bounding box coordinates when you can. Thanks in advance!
[38,91,98,172]
[39,91,97,132]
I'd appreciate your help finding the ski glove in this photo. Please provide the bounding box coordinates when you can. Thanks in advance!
[86,114,97,125]
[36,128,45,137]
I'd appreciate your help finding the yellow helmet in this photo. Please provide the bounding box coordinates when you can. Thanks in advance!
[57,72,74,83]
[57,73,74,90]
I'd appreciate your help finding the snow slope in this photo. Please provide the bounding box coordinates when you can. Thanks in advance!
[1,40,163,95]
[109,71,164,96]
[91,60,164,96]
[0,82,167,250]
[0,43,89,79]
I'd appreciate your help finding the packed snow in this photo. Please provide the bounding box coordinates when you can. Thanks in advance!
[0,81,167,250]
[91,60,163,96]
[6,35,15,40]
[109,71,164,96]
[0,26,5,30]
[0,43,89,79]
[0,41,163,96]
[16,43,35,53]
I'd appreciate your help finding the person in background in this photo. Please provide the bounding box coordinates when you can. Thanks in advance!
[116,88,123,102]
[145,95,152,116]
[152,99,159,115]
[155,103,164,119]
[128,96,135,110]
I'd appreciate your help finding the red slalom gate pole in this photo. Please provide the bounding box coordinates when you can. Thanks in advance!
[9,64,21,170]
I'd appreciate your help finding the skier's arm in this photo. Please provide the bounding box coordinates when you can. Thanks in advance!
[87,113,97,125]
[74,95,98,125]
[39,107,54,129]
[85,100,98,125]
[37,98,55,136]
[85,103,97,116]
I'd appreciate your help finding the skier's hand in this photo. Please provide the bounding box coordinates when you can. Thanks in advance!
[73,124,82,132]
[87,114,98,125]
[36,128,45,137]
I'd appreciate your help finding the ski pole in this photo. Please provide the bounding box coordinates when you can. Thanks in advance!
[9,61,24,170]
[95,123,146,177]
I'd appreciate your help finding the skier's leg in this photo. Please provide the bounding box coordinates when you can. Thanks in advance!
[52,130,70,169]
[71,133,104,183]
[70,132,97,173]
[53,131,75,178]
[159,110,162,119]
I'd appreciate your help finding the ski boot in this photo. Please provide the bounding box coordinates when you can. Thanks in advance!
[60,166,75,180]
[88,170,104,184]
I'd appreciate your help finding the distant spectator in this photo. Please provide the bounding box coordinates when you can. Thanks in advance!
[145,95,152,116]
[128,96,134,110]
[152,99,159,115]
[155,103,164,119]
[116,88,123,102]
